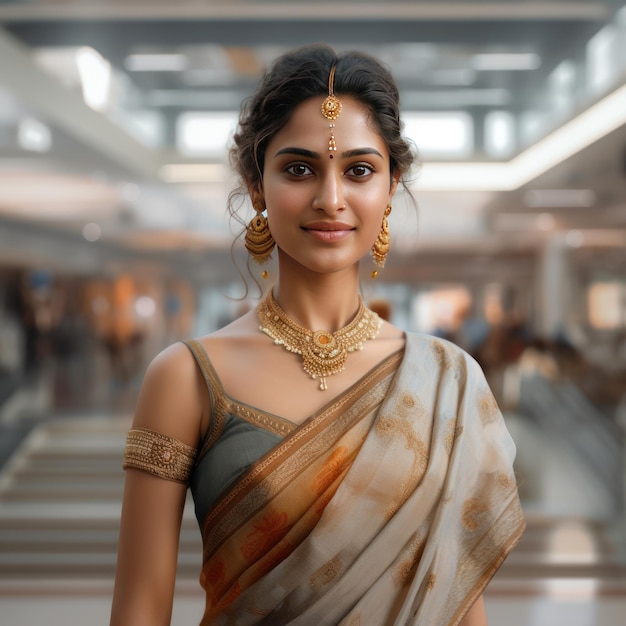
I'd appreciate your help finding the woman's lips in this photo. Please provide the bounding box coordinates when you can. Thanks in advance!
[302,222,355,242]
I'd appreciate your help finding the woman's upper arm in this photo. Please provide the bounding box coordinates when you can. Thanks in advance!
[110,342,206,626]
[459,594,488,626]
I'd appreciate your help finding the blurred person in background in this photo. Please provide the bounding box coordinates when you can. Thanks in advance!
[111,45,524,626]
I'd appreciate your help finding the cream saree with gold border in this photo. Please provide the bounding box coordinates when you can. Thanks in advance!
[197,333,525,625]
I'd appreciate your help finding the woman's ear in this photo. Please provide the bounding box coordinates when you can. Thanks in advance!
[389,171,400,198]
[249,183,265,210]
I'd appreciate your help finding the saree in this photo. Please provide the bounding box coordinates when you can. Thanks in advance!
[187,332,525,626]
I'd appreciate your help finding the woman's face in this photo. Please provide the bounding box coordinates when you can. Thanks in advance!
[260,96,398,276]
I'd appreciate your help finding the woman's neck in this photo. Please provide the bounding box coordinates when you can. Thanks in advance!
[271,264,362,333]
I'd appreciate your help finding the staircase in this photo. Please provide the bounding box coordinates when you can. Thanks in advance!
[0,415,625,605]
[0,416,202,597]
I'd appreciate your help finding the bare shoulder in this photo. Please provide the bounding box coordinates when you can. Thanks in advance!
[196,309,265,356]
[131,341,206,448]
[208,309,259,339]
[379,319,406,341]
[375,320,408,357]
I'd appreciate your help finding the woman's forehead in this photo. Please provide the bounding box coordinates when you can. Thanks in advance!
[269,96,387,154]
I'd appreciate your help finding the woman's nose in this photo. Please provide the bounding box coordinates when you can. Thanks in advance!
[313,171,345,214]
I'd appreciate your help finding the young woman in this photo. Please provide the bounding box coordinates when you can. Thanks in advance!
[111,45,525,626]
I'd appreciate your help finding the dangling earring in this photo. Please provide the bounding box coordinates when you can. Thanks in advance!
[371,204,391,277]
[245,201,275,264]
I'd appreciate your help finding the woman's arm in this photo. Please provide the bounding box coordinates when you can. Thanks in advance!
[110,343,207,626]
[459,594,488,626]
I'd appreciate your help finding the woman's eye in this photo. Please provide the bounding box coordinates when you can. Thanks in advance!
[286,163,312,176]
[347,164,373,178]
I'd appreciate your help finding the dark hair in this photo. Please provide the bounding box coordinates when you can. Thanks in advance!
[229,44,417,206]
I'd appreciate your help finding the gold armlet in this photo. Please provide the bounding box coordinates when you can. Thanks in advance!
[123,427,197,484]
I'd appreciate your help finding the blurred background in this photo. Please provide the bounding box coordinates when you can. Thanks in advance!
[0,1,625,624]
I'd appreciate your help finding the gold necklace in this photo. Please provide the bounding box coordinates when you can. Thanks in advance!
[257,290,381,391]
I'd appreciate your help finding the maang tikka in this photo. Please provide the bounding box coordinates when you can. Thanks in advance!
[245,199,275,264]
[321,65,342,157]
[371,204,392,275]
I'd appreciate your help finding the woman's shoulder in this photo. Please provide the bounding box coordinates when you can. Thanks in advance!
[145,340,199,382]
[188,309,267,357]
[403,330,482,373]
[131,341,208,447]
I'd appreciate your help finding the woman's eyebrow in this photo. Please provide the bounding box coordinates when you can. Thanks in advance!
[274,147,384,159]
[341,148,384,159]
[274,147,319,158]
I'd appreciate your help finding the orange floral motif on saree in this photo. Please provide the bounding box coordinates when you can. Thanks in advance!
[201,561,242,619]
[311,446,350,495]
[214,580,241,613]
[200,556,226,605]
[240,510,291,562]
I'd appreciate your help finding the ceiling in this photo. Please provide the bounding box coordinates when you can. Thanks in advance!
[0,0,624,284]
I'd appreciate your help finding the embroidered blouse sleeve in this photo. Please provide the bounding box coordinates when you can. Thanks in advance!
[123,427,198,484]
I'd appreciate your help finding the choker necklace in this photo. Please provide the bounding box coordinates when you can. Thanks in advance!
[257,290,381,391]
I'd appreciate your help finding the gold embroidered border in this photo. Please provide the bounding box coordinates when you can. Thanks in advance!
[123,427,197,484]
[184,339,228,458]
[228,402,297,438]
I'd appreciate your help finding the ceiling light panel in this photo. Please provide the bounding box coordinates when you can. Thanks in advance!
[470,52,541,71]
[124,53,189,72]
[176,112,238,157]
[403,112,474,158]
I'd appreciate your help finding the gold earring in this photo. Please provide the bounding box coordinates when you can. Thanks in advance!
[245,201,275,263]
[371,204,392,272]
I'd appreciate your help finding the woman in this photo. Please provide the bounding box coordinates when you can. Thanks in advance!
[111,45,525,626]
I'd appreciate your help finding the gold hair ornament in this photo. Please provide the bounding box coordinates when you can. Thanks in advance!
[321,65,342,158]
[257,290,381,391]
[245,200,275,263]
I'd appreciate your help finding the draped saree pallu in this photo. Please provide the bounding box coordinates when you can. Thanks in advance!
[192,333,525,626]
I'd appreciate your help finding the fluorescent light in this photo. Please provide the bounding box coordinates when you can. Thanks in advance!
[124,53,188,72]
[586,24,620,96]
[484,111,515,157]
[524,189,596,208]
[17,117,52,152]
[176,111,238,156]
[416,162,516,191]
[471,53,541,71]
[403,112,473,157]
[160,163,228,183]
[76,47,111,111]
